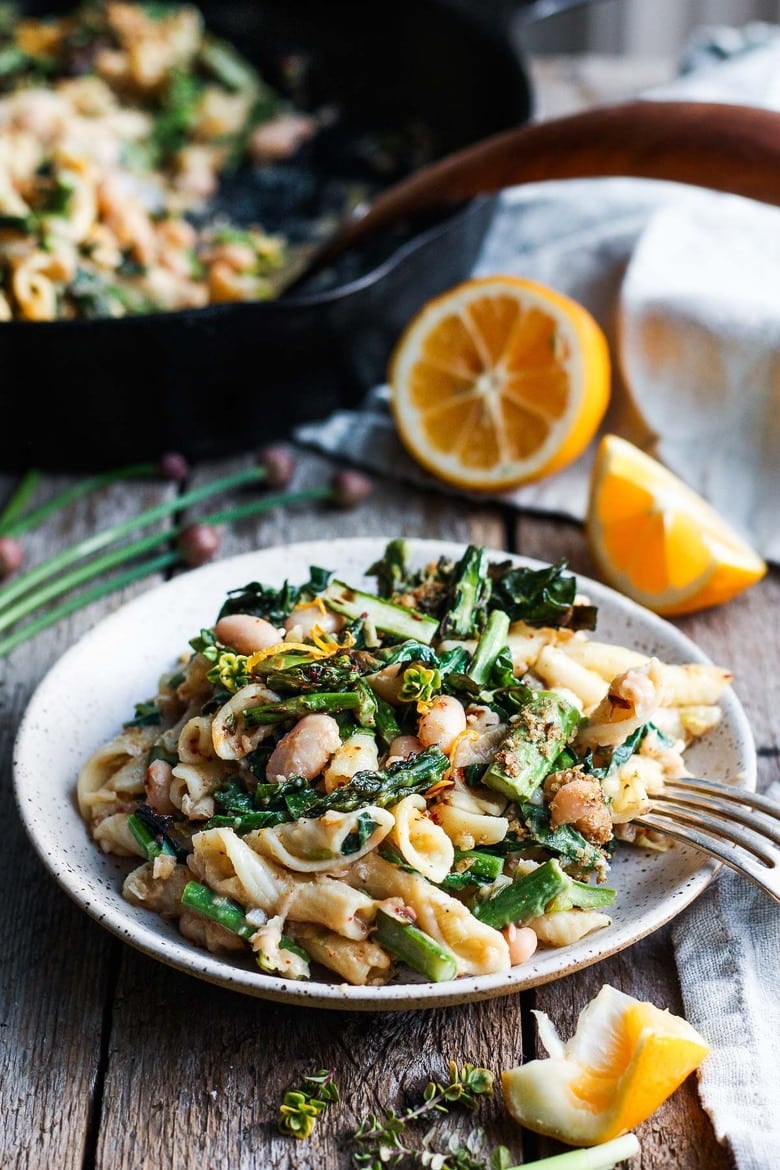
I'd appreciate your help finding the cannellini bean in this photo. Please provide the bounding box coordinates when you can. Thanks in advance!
[386,735,424,761]
[547,775,612,845]
[417,695,467,754]
[214,613,281,655]
[265,714,341,782]
[503,924,538,966]
[284,605,345,639]
[144,758,176,815]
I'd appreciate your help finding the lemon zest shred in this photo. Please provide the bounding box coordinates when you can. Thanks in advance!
[246,642,329,671]
[291,597,327,615]
[425,778,455,800]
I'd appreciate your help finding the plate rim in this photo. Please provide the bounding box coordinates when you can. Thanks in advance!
[12,536,757,1010]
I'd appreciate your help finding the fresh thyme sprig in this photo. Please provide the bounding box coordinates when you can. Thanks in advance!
[351,1062,496,1169]
[278,1068,340,1139]
[276,1060,640,1170]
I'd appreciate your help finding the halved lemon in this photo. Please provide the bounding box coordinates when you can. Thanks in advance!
[586,434,767,616]
[501,983,710,1147]
[388,275,610,492]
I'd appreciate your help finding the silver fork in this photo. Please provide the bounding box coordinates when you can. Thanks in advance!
[633,777,780,904]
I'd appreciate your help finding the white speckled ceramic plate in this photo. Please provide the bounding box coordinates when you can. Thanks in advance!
[13,538,756,1010]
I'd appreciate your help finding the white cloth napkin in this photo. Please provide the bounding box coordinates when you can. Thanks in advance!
[672,781,780,1170]
[294,26,780,564]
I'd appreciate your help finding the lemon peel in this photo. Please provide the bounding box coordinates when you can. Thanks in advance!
[501,983,710,1146]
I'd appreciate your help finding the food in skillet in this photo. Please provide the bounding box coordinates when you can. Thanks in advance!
[0,0,315,319]
[77,541,733,986]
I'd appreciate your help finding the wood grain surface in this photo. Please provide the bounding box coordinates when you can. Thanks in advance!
[3,449,773,1168]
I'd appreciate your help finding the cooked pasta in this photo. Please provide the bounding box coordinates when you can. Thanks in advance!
[0,1,316,319]
[77,541,735,987]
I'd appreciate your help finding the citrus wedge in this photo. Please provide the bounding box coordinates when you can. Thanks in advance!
[586,434,767,616]
[388,275,610,492]
[501,983,710,1147]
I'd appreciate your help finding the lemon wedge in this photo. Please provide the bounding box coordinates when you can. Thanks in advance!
[586,434,767,615]
[501,984,710,1147]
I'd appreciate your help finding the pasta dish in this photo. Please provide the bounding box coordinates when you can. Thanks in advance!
[77,541,733,986]
[0,1,315,319]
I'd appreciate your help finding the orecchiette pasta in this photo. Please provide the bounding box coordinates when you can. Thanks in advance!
[389,795,454,884]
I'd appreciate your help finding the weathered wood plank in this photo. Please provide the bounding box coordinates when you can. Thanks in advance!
[178,448,507,560]
[95,950,532,1170]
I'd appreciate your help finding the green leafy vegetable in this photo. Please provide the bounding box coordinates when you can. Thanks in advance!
[488,559,597,630]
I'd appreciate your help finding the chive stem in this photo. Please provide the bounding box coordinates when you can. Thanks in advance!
[0,486,334,636]
[200,485,330,526]
[0,528,171,635]
[0,465,266,614]
[0,470,42,534]
[0,551,178,658]
[510,1133,640,1169]
[0,463,157,539]
[0,485,342,656]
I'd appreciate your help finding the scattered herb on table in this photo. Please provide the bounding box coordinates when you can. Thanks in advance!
[278,1068,340,1139]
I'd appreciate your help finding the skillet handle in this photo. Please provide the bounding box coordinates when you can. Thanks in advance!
[292,99,780,288]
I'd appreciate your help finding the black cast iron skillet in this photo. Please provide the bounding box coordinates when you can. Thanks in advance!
[5,4,780,472]
[1,0,537,471]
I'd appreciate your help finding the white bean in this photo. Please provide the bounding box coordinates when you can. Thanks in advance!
[284,605,345,639]
[417,695,467,754]
[144,759,176,815]
[266,714,341,782]
[503,924,538,966]
[386,735,424,761]
[214,614,280,655]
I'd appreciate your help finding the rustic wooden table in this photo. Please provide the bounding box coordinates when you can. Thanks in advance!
[2,55,774,1170]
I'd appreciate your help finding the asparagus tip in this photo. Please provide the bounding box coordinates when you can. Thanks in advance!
[331,468,373,508]
[178,524,222,566]
[0,535,24,578]
[258,444,297,489]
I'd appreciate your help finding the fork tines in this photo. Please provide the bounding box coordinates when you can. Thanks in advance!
[634,776,780,904]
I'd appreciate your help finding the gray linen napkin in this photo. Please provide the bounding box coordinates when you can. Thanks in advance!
[672,782,780,1170]
[294,25,780,563]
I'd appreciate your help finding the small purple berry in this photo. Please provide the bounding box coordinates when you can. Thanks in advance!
[178,524,222,567]
[331,469,374,508]
[258,444,296,489]
[158,452,190,482]
[0,536,24,578]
